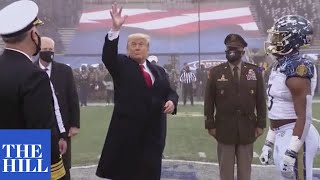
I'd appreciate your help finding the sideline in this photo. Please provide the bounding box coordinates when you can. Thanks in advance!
[71,159,320,170]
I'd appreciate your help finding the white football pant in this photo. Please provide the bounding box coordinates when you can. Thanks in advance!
[273,123,319,180]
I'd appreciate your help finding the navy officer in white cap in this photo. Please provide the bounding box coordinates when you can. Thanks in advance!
[0,1,66,179]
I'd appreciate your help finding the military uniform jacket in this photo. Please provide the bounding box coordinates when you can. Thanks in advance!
[0,49,65,179]
[204,62,266,145]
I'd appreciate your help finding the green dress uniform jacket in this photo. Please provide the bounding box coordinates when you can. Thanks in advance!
[204,62,267,145]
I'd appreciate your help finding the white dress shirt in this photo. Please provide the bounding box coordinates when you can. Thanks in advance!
[39,61,66,134]
[39,61,52,77]
[107,29,155,84]
[140,61,155,84]
[108,29,119,41]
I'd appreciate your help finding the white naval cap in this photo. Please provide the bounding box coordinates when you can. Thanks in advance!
[148,55,158,63]
[0,0,43,38]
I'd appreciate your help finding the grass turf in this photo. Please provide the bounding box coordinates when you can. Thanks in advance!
[71,104,320,167]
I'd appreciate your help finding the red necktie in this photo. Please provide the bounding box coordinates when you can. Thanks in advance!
[139,65,152,88]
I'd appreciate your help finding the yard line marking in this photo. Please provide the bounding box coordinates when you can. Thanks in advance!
[71,159,320,170]
[174,112,203,117]
[253,152,259,158]
[163,159,320,169]
[86,100,320,107]
[198,152,207,158]
[72,164,97,169]
[313,117,320,123]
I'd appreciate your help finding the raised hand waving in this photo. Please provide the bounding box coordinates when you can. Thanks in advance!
[110,2,128,31]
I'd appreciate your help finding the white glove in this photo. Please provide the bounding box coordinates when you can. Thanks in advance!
[280,150,297,179]
[259,145,273,165]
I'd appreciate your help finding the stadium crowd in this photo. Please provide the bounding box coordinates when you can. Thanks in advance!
[72,63,209,104]
[72,60,271,105]
[251,0,320,37]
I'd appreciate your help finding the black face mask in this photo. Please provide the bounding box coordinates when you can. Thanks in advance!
[31,31,41,56]
[225,50,243,63]
[39,51,54,63]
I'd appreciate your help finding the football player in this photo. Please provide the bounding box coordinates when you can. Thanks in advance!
[259,15,320,180]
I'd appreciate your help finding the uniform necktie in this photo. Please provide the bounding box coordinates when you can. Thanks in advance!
[139,65,152,88]
[233,66,239,93]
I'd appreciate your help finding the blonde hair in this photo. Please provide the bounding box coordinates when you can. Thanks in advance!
[127,33,150,45]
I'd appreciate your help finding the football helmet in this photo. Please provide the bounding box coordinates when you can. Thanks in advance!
[265,15,313,55]
[148,55,158,63]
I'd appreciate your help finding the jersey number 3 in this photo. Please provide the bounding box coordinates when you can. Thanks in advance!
[267,84,274,110]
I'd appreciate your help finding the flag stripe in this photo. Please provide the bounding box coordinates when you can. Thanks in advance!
[149,15,255,35]
[78,6,259,35]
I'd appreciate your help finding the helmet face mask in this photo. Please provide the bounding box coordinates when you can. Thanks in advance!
[264,28,291,55]
[264,15,313,56]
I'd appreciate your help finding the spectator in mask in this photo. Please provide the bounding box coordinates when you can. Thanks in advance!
[35,37,80,180]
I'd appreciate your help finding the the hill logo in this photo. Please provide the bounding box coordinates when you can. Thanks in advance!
[0,130,50,180]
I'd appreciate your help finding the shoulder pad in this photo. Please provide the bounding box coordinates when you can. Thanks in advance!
[280,57,314,79]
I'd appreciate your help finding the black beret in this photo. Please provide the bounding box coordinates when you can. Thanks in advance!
[224,33,248,48]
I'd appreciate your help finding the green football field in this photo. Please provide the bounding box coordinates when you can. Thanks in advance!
[71,103,320,167]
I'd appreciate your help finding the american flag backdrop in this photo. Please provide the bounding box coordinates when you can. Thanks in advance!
[79,6,259,35]
[66,5,264,55]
